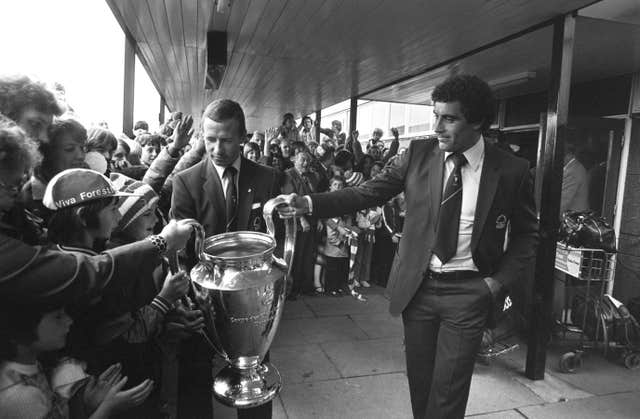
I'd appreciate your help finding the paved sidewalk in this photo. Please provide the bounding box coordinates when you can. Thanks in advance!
[214,285,640,418]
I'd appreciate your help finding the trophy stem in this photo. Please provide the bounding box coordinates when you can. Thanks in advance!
[213,362,282,408]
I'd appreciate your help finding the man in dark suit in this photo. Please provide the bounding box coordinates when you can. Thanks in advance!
[279,75,538,419]
[171,99,278,419]
[282,150,322,297]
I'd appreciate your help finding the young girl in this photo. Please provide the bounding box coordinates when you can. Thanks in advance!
[0,302,154,418]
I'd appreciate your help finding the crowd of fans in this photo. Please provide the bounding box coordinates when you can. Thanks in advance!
[0,74,407,418]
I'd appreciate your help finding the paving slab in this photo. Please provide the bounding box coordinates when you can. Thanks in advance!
[273,395,288,419]
[540,345,640,396]
[513,373,592,403]
[321,337,406,377]
[519,391,640,419]
[465,410,524,418]
[278,373,413,419]
[271,344,342,384]
[282,298,316,319]
[466,364,544,416]
[350,312,404,339]
[303,293,390,317]
[272,316,369,348]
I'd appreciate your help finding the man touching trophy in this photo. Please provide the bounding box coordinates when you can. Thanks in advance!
[171,99,289,419]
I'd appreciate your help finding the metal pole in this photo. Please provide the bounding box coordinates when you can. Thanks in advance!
[123,36,135,138]
[159,96,166,126]
[525,13,576,380]
[349,97,358,135]
[315,110,321,141]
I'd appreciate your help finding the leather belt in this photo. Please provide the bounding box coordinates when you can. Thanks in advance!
[425,270,480,280]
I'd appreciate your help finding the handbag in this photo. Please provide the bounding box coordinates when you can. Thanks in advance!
[558,210,616,252]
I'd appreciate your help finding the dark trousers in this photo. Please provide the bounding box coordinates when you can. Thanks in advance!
[291,230,317,294]
[402,275,491,419]
[324,256,349,292]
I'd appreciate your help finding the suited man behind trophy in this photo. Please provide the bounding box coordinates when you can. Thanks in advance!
[278,75,539,419]
[171,99,279,419]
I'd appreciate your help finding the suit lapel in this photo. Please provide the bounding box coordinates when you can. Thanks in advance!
[202,158,226,232]
[427,146,444,224]
[236,157,255,230]
[471,142,500,252]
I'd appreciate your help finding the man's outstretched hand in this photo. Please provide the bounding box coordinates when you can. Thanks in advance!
[276,193,311,217]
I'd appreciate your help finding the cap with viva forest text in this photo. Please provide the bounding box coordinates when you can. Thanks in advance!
[43,168,137,210]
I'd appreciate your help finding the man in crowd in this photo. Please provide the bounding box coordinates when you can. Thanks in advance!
[171,99,279,418]
[0,74,63,144]
[279,75,538,419]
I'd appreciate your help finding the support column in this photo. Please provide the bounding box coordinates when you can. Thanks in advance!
[525,13,576,380]
[349,97,358,135]
[123,36,135,138]
[159,96,166,126]
[315,110,321,142]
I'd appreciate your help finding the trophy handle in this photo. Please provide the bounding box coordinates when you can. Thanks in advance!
[168,218,206,274]
[263,197,297,279]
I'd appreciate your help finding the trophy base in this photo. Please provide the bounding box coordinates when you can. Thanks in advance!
[213,362,282,408]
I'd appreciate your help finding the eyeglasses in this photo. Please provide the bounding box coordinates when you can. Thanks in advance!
[0,179,25,194]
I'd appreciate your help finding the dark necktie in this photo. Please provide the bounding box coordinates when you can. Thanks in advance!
[224,166,237,231]
[433,153,467,264]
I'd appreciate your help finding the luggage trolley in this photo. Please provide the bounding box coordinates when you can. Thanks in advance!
[554,243,627,372]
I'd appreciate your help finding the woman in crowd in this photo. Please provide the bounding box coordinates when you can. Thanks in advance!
[21,118,87,224]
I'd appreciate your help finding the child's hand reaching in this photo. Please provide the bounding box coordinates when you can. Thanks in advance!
[158,271,189,304]
[92,377,154,417]
[83,363,123,413]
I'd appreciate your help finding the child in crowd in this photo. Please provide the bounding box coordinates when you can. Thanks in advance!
[322,176,356,296]
[0,302,154,418]
[136,134,165,168]
[43,168,191,418]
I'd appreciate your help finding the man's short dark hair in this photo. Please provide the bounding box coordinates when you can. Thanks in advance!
[0,75,63,122]
[134,120,149,131]
[431,75,495,132]
[203,99,247,137]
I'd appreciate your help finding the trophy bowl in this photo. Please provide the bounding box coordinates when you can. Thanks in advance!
[180,198,296,408]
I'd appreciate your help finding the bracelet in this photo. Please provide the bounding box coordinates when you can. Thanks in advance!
[147,234,168,255]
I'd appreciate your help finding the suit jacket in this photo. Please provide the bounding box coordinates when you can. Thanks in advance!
[171,156,281,236]
[311,138,539,315]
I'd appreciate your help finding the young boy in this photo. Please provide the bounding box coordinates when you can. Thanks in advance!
[43,168,190,417]
[322,176,356,296]
[0,301,155,418]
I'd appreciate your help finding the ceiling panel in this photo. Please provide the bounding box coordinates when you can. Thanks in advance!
[107,0,596,132]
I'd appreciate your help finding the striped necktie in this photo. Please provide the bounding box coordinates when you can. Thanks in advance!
[433,153,467,264]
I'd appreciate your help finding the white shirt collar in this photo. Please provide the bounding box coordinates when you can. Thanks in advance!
[211,155,242,180]
[444,135,485,172]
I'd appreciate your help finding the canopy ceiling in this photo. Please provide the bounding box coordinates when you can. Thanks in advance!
[106,0,596,131]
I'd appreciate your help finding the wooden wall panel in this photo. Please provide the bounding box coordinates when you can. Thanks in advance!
[108,0,596,131]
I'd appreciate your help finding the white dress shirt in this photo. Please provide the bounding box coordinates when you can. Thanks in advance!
[211,156,241,200]
[429,137,485,272]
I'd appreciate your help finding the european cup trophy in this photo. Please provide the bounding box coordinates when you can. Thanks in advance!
[173,197,296,408]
